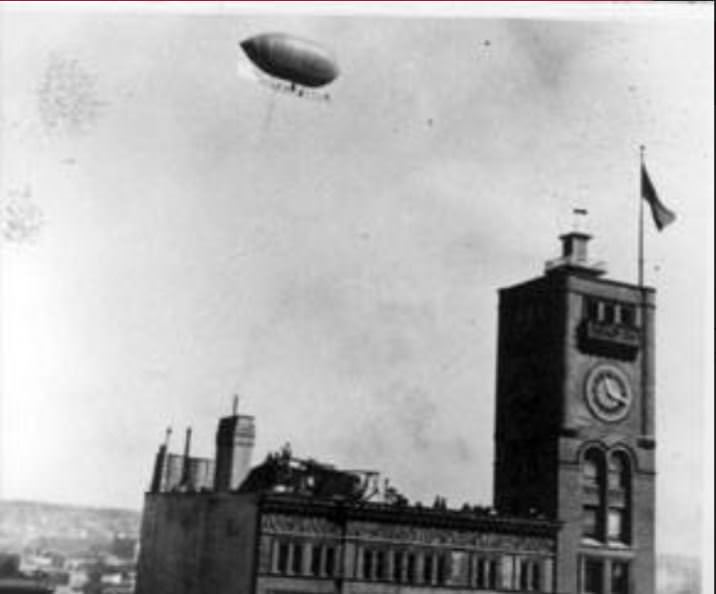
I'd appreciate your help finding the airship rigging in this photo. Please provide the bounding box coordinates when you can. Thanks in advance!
[238,32,340,102]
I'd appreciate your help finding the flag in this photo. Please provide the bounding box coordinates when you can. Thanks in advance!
[641,164,676,230]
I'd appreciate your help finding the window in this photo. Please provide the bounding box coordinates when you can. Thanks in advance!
[487,559,498,589]
[619,305,636,327]
[519,558,542,592]
[586,298,600,321]
[276,542,290,574]
[602,303,616,324]
[608,452,631,544]
[476,557,486,588]
[583,558,604,594]
[585,298,638,328]
[582,558,630,594]
[582,448,633,545]
[362,549,373,579]
[582,505,601,540]
[611,561,630,594]
[311,545,322,576]
[520,559,530,591]
[582,448,606,542]
[531,561,541,591]
[291,543,303,575]
[406,553,416,584]
[423,553,434,584]
[608,453,629,490]
[361,549,386,580]
[476,558,496,589]
[608,508,627,543]
[436,554,449,585]
[477,559,497,590]
[325,546,336,577]
[376,550,387,580]
[582,450,602,487]
[393,551,404,582]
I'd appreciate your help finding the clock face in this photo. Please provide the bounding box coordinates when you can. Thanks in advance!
[584,364,633,423]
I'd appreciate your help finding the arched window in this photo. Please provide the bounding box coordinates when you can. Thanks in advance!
[581,447,633,546]
[607,451,632,544]
[581,448,605,542]
[608,451,630,491]
[582,449,602,487]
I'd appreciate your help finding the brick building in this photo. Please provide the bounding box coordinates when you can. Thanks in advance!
[136,232,656,594]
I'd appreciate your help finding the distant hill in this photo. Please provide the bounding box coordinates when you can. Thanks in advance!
[0,500,141,555]
[0,500,702,592]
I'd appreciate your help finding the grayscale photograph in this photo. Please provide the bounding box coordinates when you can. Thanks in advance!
[0,2,712,594]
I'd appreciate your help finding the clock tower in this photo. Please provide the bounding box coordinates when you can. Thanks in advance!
[493,232,655,594]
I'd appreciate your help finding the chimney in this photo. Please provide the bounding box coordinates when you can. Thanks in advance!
[180,427,192,487]
[149,445,167,493]
[214,398,256,491]
[149,427,172,493]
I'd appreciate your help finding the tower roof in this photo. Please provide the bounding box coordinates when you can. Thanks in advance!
[544,232,606,277]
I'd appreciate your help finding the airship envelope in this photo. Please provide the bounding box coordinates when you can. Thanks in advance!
[240,33,339,89]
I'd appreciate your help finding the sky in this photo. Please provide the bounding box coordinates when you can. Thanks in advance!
[0,3,713,557]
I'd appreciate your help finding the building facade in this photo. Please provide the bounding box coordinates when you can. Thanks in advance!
[493,232,655,594]
[136,233,656,594]
[138,491,558,594]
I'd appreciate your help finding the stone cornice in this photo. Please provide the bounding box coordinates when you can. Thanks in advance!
[258,493,559,538]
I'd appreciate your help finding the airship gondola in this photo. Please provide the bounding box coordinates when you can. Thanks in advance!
[239,33,339,100]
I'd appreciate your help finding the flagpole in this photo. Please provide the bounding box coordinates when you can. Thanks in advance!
[638,145,649,440]
[638,145,646,438]
[638,145,646,287]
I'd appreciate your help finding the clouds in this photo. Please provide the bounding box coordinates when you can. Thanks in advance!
[1,7,711,556]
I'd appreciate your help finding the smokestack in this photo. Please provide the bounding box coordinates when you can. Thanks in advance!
[180,427,192,487]
[214,399,255,491]
[149,427,172,493]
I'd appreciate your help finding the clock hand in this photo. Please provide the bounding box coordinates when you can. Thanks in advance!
[605,378,628,404]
